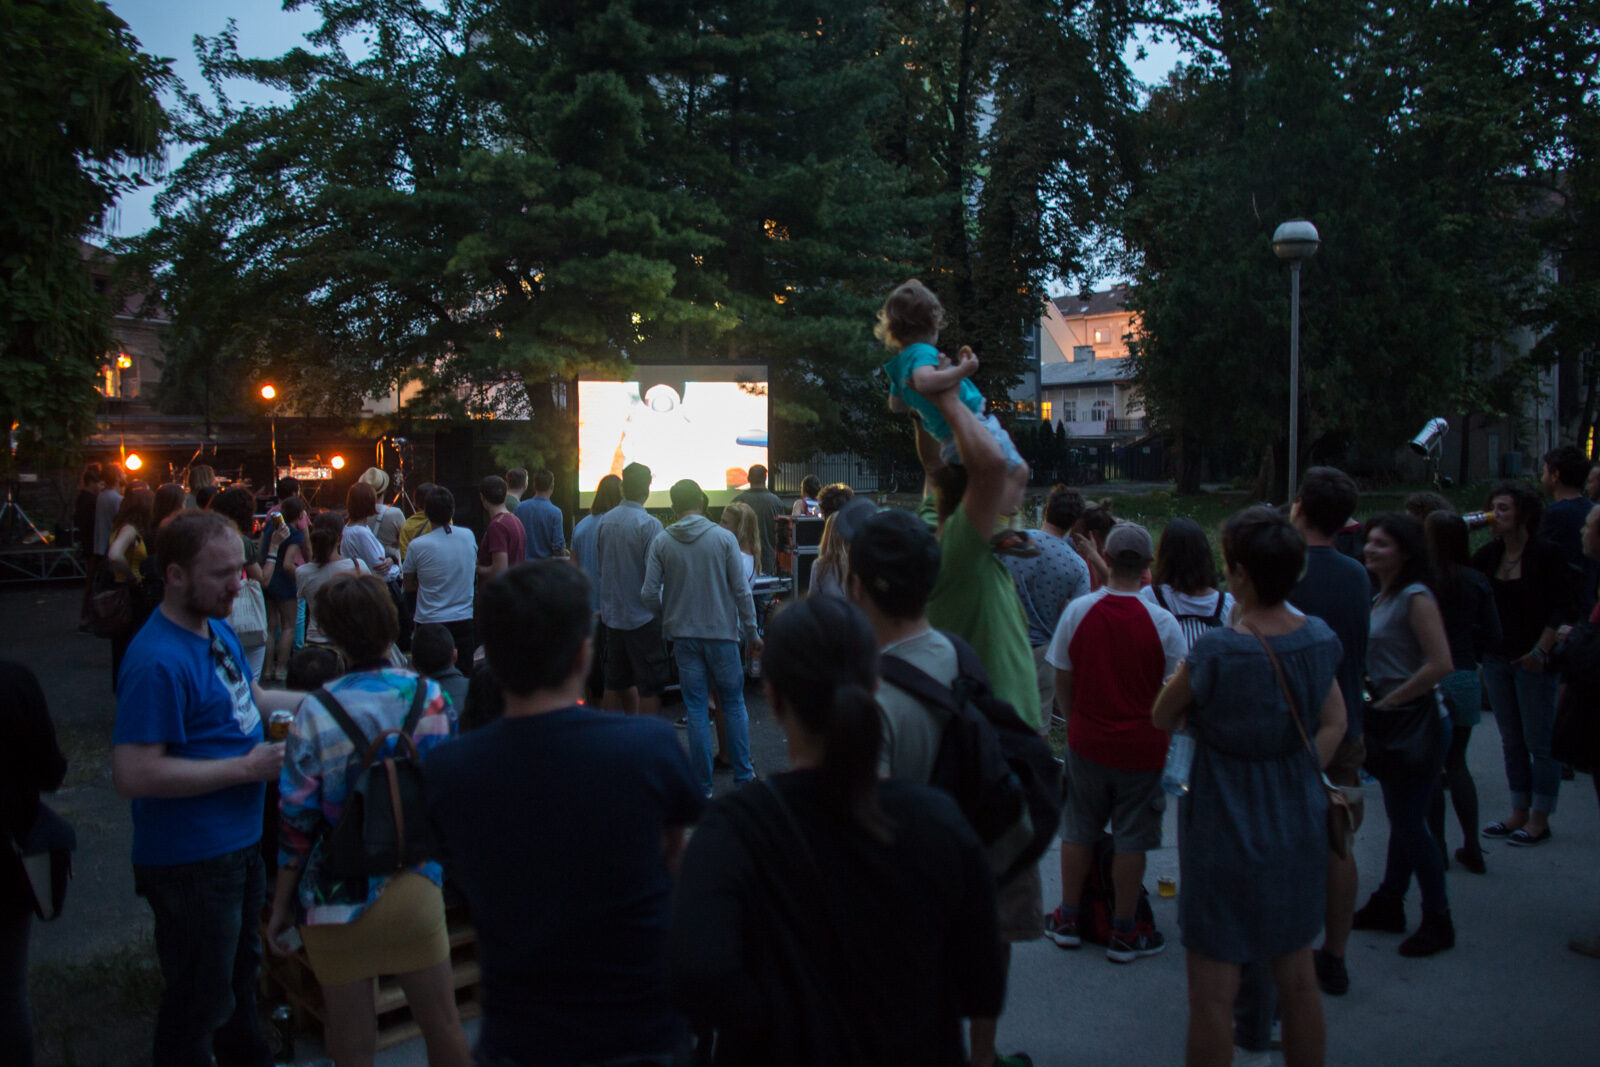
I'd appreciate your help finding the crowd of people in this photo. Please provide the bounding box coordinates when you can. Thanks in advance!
[6,286,1599,1067]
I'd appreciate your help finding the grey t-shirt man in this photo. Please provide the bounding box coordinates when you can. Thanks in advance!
[732,486,785,575]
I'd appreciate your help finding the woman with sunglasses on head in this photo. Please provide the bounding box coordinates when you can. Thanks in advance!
[1472,483,1581,848]
[667,596,1005,1066]
[266,572,467,1067]
[1352,513,1454,957]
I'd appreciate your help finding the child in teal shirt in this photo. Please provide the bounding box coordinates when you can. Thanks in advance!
[878,278,1030,513]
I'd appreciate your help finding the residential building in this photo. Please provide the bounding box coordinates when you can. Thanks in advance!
[1037,286,1147,440]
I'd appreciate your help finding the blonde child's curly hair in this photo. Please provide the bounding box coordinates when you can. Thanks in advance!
[874,278,945,347]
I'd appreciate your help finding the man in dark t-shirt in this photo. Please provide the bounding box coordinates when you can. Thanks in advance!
[732,463,785,575]
[1284,468,1370,1000]
[1540,445,1599,617]
[426,562,704,1066]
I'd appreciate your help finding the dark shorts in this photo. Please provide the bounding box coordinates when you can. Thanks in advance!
[604,618,670,697]
[1060,749,1165,852]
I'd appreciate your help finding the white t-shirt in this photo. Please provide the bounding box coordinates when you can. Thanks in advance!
[341,523,389,573]
[1139,584,1237,653]
[296,557,368,644]
[401,525,478,623]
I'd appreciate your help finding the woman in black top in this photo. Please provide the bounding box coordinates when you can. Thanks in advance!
[1,662,68,1067]
[1471,483,1580,846]
[667,597,1005,1066]
[1424,511,1501,873]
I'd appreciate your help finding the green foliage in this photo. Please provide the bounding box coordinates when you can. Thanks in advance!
[1119,0,1583,495]
[0,0,169,473]
[132,0,1134,467]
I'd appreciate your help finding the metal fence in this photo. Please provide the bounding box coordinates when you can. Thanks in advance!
[772,453,893,495]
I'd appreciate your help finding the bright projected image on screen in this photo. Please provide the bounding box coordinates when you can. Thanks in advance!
[578,364,769,508]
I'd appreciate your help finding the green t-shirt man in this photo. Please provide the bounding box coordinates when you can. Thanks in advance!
[923,497,1042,731]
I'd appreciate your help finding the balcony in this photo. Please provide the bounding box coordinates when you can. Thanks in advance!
[1106,416,1147,435]
[1057,416,1148,438]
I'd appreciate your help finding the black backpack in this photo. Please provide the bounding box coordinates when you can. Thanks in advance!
[879,632,1062,886]
[1078,831,1156,946]
[314,681,432,881]
[1151,586,1227,649]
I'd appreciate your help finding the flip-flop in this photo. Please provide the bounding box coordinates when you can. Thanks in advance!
[1481,821,1517,839]
[1507,827,1552,847]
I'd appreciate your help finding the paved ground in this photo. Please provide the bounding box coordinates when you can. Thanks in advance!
[6,581,1598,1065]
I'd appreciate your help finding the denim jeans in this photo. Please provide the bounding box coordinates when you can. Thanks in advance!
[1482,655,1562,814]
[134,844,272,1067]
[674,638,753,797]
[1374,712,1452,916]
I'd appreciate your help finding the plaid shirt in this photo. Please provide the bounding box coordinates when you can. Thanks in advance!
[278,668,457,925]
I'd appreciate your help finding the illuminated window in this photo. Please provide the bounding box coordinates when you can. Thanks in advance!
[1093,329,1106,344]
[1040,402,1053,423]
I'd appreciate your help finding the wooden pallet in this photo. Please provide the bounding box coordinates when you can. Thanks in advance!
[260,903,481,1050]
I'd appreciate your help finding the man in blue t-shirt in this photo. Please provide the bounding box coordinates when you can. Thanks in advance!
[513,468,567,559]
[427,561,704,1067]
[112,510,304,1067]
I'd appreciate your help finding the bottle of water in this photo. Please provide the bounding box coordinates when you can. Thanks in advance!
[1161,730,1196,796]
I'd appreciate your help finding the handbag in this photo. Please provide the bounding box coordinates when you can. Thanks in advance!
[1362,693,1438,780]
[10,803,76,921]
[87,566,134,638]
[229,576,268,648]
[1244,623,1356,860]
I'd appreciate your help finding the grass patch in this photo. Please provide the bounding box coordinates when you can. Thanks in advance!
[31,937,162,1067]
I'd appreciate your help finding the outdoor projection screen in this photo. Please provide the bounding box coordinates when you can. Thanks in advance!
[577,364,770,508]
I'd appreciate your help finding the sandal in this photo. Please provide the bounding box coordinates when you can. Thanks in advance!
[1481,821,1518,839]
[990,530,1041,558]
[1507,827,1552,847]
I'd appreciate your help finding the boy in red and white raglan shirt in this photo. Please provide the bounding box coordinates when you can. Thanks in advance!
[1043,521,1186,963]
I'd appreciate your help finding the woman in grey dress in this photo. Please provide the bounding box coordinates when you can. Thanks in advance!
[1153,506,1345,1067]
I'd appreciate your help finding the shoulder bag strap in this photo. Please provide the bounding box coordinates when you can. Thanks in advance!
[877,654,960,723]
[1152,585,1171,612]
[312,686,376,767]
[1210,590,1228,625]
[1241,622,1318,764]
[401,676,429,736]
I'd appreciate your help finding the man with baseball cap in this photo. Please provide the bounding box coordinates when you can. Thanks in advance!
[1044,521,1187,963]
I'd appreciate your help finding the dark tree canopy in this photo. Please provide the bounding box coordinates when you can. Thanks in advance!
[1,0,169,472]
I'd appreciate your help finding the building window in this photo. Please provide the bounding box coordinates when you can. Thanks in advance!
[1091,399,1112,422]
[1040,401,1053,423]
[1062,401,1076,422]
[1093,328,1108,344]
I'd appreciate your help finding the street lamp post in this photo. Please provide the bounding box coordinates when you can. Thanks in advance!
[1272,219,1320,502]
[261,384,278,498]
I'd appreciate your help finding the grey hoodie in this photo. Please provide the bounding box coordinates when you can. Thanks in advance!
[640,513,758,643]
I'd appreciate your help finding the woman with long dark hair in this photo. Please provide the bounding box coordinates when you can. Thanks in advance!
[1472,483,1580,846]
[1143,517,1235,650]
[296,512,369,647]
[668,596,1005,1065]
[1424,510,1501,873]
[105,485,156,687]
[1353,513,1455,956]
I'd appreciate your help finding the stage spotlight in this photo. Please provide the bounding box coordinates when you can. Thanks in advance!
[330,455,346,470]
[116,353,133,369]
[260,384,277,401]
[125,453,143,471]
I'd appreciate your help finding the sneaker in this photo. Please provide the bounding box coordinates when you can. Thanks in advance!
[1106,927,1165,963]
[1313,948,1349,996]
[1043,907,1081,949]
[675,715,688,728]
